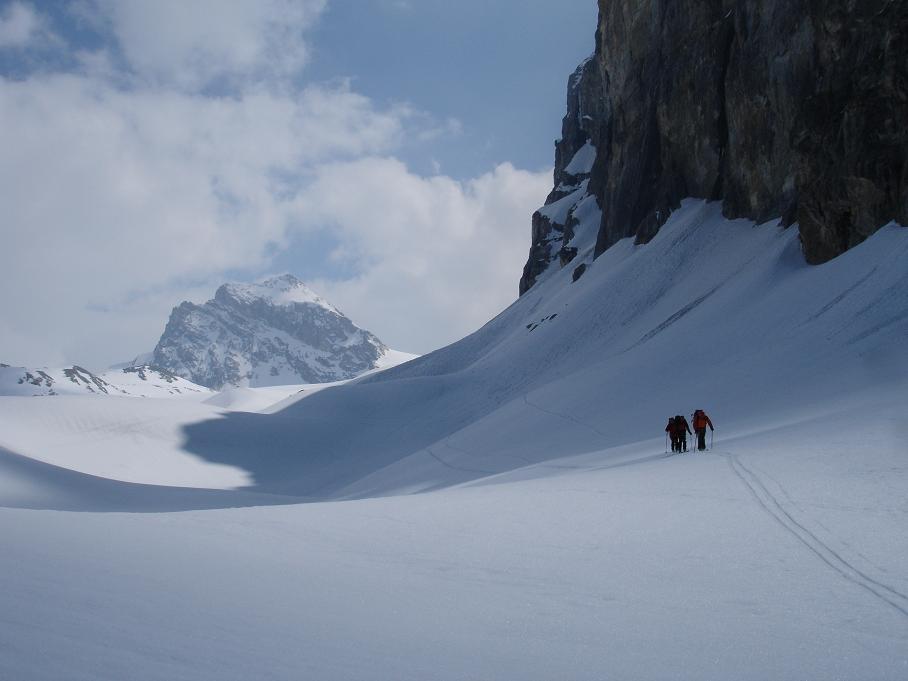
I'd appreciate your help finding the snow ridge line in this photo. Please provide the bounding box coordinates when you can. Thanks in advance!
[725,453,908,619]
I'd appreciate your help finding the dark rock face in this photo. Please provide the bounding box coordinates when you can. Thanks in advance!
[521,0,907,292]
[152,276,388,389]
[62,366,113,393]
[520,58,606,295]
[121,365,181,383]
[790,1,908,263]
[519,211,560,295]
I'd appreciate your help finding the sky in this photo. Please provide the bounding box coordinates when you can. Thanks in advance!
[0,0,598,367]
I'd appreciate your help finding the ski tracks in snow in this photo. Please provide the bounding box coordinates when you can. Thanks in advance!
[424,447,498,476]
[724,452,908,620]
[522,393,610,438]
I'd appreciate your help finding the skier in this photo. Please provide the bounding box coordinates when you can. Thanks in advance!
[665,416,679,452]
[692,409,714,451]
[665,415,691,453]
[675,414,691,452]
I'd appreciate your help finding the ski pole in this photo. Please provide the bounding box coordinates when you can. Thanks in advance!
[710,429,714,451]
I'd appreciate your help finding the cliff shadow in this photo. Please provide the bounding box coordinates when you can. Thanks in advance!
[0,445,303,513]
[180,373,489,499]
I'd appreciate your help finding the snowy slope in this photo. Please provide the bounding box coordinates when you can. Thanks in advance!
[202,381,346,414]
[99,365,215,398]
[0,355,420,489]
[0,397,248,488]
[0,395,905,680]
[67,200,898,500]
[0,203,906,679]
[200,350,419,413]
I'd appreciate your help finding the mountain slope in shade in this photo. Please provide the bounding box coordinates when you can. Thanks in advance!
[151,274,392,389]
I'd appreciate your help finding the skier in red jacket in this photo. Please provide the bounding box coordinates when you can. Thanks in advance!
[692,409,714,451]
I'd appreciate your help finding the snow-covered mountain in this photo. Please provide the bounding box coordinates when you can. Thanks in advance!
[151,274,394,389]
[0,364,212,398]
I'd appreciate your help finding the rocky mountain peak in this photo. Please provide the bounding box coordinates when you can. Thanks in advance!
[151,276,389,389]
[214,274,339,313]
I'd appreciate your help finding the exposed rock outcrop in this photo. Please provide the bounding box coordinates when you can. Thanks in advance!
[520,59,605,295]
[522,0,907,292]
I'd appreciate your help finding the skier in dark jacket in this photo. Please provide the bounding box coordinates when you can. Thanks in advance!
[692,409,714,451]
[666,415,691,452]
[665,417,679,452]
[675,414,692,452]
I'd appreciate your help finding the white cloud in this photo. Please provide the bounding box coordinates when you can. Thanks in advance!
[0,74,409,366]
[299,159,551,353]
[0,2,44,48]
[414,115,463,143]
[95,0,327,90]
[0,0,549,367]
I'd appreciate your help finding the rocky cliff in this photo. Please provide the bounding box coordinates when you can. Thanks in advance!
[152,275,388,389]
[521,0,907,294]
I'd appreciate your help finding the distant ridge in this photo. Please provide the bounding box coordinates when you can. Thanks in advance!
[0,364,211,398]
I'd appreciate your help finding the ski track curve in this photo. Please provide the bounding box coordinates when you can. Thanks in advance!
[724,452,908,620]
[522,393,610,438]
[442,438,533,466]
[424,447,498,476]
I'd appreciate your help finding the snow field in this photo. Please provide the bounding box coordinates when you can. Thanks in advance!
[0,396,251,488]
[1,400,905,680]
